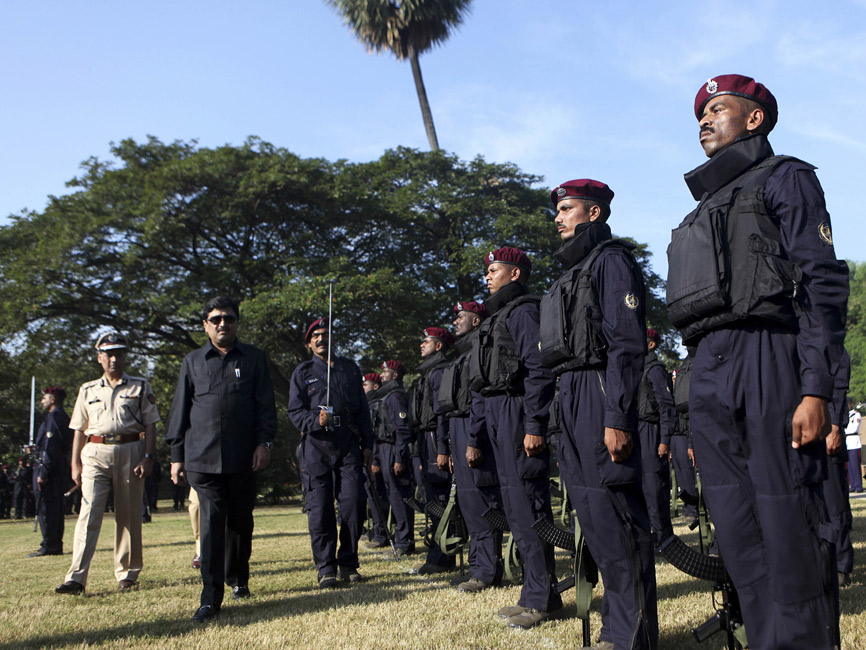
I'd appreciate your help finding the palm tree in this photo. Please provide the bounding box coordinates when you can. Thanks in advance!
[326,0,473,151]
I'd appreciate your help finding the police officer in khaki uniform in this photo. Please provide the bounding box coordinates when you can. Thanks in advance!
[55,332,160,594]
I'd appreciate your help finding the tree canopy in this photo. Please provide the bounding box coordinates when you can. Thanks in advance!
[0,137,672,489]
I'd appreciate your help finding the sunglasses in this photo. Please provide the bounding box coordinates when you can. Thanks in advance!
[207,315,237,325]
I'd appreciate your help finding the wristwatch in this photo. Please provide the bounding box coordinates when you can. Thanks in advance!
[258,442,273,450]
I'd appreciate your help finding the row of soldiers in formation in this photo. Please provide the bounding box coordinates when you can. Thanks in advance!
[24,73,851,648]
[288,73,852,650]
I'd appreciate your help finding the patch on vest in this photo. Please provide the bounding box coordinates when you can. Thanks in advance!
[624,292,639,310]
[147,394,156,404]
[818,222,833,245]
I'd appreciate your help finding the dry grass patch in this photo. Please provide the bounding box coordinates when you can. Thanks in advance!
[1,497,865,648]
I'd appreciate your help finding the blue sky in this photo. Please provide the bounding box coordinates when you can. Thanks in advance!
[2,0,864,279]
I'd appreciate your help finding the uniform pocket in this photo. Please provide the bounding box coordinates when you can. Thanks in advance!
[516,445,550,480]
[595,441,641,486]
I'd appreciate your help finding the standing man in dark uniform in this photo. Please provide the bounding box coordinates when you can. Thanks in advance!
[637,328,676,544]
[412,326,455,575]
[361,372,389,549]
[165,296,277,622]
[541,180,657,648]
[438,301,503,592]
[288,317,374,588]
[666,74,849,649]
[372,360,416,557]
[469,247,561,629]
[13,457,33,519]
[670,349,698,522]
[28,386,73,557]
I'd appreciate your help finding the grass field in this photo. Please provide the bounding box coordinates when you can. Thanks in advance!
[1,497,865,649]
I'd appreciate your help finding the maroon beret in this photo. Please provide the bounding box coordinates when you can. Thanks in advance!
[422,327,455,346]
[550,179,614,206]
[454,301,490,319]
[381,359,406,375]
[363,372,382,385]
[484,247,532,274]
[304,317,328,343]
[42,386,67,401]
[646,328,661,343]
[695,74,778,128]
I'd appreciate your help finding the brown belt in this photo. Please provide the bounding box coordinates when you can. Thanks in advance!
[88,433,141,445]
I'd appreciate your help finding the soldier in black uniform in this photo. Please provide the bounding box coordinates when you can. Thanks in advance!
[670,349,698,521]
[666,74,849,649]
[541,179,657,648]
[28,386,73,557]
[637,328,676,544]
[0,465,10,519]
[373,360,416,556]
[361,372,389,549]
[438,301,503,592]
[288,317,374,588]
[13,457,33,519]
[470,247,561,629]
[411,327,456,575]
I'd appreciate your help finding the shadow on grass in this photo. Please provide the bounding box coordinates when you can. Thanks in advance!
[0,575,445,650]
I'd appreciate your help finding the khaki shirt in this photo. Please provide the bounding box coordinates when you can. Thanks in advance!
[70,374,161,436]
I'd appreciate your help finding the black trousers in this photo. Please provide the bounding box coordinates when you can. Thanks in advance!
[35,475,65,553]
[186,470,257,607]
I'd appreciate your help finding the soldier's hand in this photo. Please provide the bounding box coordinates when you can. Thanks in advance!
[393,462,404,476]
[363,448,374,470]
[437,454,450,472]
[688,447,695,467]
[465,446,483,468]
[170,461,186,485]
[318,409,330,427]
[658,443,669,459]
[71,462,82,488]
[792,395,830,449]
[251,445,271,472]
[371,464,380,475]
[523,434,546,457]
[133,455,153,479]
[826,424,843,455]
[604,427,633,463]
[37,476,45,488]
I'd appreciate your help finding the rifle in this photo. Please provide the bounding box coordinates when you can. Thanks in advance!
[363,465,399,562]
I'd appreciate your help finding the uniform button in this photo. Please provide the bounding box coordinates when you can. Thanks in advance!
[717,355,725,361]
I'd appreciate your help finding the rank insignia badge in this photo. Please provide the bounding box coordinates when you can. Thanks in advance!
[624,292,639,310]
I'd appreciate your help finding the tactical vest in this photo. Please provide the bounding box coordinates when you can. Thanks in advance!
[470,295,539,396]
[438,351,472,418]
[374,385,406,444]
[666,155,805,345]
[673,355,693,415]
[411,357,450,430]
[539,239,637,375]
[637,357,665,423]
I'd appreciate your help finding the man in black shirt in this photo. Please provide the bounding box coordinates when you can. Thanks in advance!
[165,296,277,622]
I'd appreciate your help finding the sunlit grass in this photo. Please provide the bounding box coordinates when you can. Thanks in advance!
[1,497,864,649]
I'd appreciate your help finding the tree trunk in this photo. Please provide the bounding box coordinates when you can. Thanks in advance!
[408,46,440,151]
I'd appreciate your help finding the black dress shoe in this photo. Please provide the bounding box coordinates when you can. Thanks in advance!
[55,580,85,595]
[27,549,47,558]
[232,586,251,599]
[192,605,220,622]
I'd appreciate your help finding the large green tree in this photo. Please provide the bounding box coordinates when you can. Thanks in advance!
[326,0,472,150]
[0,137,671,490]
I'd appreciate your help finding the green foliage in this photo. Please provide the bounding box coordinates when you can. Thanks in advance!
[0,137,672,481]
[847,261,866,402]
[326,0,472,60]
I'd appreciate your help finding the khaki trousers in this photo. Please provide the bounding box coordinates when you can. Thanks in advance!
[65,439,145,586]
[189,487,201,555]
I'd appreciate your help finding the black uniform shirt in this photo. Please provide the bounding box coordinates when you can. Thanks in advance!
[34,407,72,482]
[164,340,277,474]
